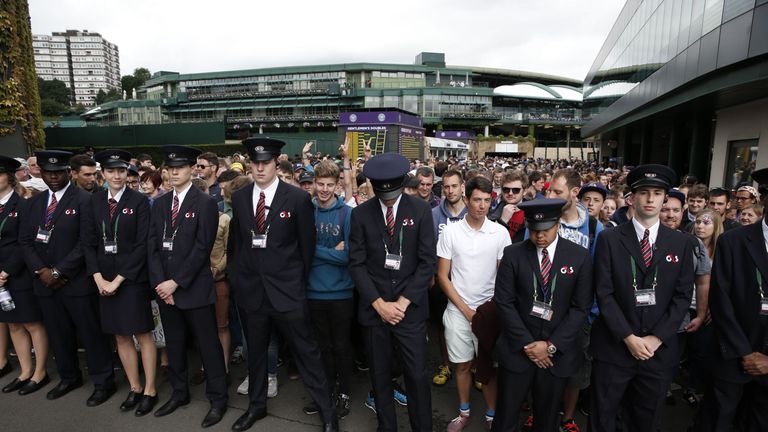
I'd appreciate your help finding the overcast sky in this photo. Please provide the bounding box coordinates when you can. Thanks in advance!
[29,0,626,81]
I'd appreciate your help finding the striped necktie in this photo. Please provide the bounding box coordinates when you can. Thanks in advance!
[171,195,179,228]
[640,229,652,267]
[108,198,118,220]
[385,206,395,240]
[0,204,4,214]
[45,193,58,230]
[255,191,266,234]
[541,248,552,293]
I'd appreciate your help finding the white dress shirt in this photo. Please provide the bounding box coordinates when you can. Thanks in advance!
[47,182,70,207]
[632,218,660,247]
[107,185,126,203]
[252,177,279,219]
[536,235,559,268]
[172,182,193,209]
[378,195,403,222]
[0,189,13,206]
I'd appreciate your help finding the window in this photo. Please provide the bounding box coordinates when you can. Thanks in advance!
[724,139,758,188]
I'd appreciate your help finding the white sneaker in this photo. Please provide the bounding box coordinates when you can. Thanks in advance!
[237,376,249,395]
[267,374,278,398]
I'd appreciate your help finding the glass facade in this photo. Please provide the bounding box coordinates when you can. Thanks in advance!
[583,0,764,135]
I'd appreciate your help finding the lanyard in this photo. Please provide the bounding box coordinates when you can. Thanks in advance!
[383,224,404,256]
[101,214,120,243]
[758,269,765,299]
[162,221,179,241]
[251,223,270,236]
[630,256,658,290]
[533,274,558,305]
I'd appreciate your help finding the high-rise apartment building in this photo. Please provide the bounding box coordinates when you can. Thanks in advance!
[33,29,121,107]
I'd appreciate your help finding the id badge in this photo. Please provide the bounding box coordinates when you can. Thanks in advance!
[384,253,402,270]
[761,299,768,316]
[251,233,267,249]
[634,289,657,307]
[35,227,51,244]
[162,238,174,252]
[103,240,118,255]
[530,300,554,321]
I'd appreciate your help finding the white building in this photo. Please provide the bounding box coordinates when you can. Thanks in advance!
[33,30,121,107]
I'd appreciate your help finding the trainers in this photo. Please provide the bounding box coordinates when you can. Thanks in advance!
[560,418,580,432]
[432,364,452,386]
[393,386,408,406]
[237,376,249,395]
[446,415,471,432]
[485,417,493,431]
[364,392,377,414]
[303,401,319,415]
[336,393,350,419]
[230,346,245,365]
[267,374,278,398]
[524,415,533,429]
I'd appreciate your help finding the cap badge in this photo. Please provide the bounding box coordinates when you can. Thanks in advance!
[168,153,176,159]
[644,173,657,178]
[382,183,391,189]
[254,146,264,152]
[48,158,58,163]
[110,154,120,160]
[534,213,544,220]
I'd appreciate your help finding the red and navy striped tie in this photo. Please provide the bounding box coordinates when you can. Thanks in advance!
[640,229,652,267]
[541,248,552,294]
[255,191,266,234]
[385,206,395,241]
[171,195,179,229]
[108,198,117,220]
[45,193,58,230]
[0,204,4,214]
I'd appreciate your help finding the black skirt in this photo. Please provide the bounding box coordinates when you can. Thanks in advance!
[99,282,154,336]
[0,288,42,324]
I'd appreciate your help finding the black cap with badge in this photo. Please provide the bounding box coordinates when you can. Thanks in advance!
[0,155,21,174]
[242,137,284,162]
[35,150,73,172]
[519,198,567,231]
[578,182,608,199]
[626,164,676,192]
[161,145,201,167]
[94,149,132,169]
[363,153,410,201]
[298,171,315,184]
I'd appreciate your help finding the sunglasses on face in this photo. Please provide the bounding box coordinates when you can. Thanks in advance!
[197,164,210,169]
[502,187,522,194]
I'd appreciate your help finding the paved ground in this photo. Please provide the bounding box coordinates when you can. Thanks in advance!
[0,348,698,432]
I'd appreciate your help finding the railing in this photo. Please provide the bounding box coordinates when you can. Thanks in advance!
[187,88,329,100]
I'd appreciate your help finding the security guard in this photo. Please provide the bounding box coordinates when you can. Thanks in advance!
[589,164,694,432]
[493,198,593,432]
[348,152,436,432]
[147,145,228,427]
[19,150,116,405]
[702,167,768,431]
[227,138,337,432]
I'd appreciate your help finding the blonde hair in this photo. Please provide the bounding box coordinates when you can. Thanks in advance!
[695,208,723,259]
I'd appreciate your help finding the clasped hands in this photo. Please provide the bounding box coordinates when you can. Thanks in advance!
[742,352,768,376]
[155,279,178,306]
[624,334,663,361]
[524,341,553,369]
[373,297,410,325]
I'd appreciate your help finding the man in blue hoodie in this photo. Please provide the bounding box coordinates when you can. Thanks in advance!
[306,160,355,419]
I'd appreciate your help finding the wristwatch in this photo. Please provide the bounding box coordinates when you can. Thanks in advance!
[546,341,557,355]
[51,268,61,280]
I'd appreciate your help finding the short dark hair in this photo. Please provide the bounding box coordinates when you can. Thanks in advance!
[139,170,162,189]
[434,161,448,177]
[552,168,582,191]
[502,170,529,188]
[277,160,293,174]
[529,171,543,183]
[708,187,730,202]
[688,184,709,200]
[465,176,493,198]
[415,166,435,179]
[217,169,242,183]
[442,169,464,184]
[136,153,152,163]
[198,152,219,167]
[69,154,96,171]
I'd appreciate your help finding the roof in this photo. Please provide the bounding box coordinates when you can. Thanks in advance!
[452,65,582,86]
[493,82,583,101]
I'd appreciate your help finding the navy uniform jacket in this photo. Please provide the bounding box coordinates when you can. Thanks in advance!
[20,184,96,297]
[0,193,32,294]
[147,185,218,310]
[349,193,437,326]
[494,237,593,377]
[227,180,315,312]
[590,222,694,368]
[710,222,768,385]
[85,188,149,283]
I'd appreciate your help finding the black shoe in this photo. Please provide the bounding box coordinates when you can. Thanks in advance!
[335,393,350,419]
[134,394,158,417]
[191,369,206,386]
[202,406,227,428]
[120,391,142,411]
[303,401,319,415]
[0,361,14,379]
[2,377,29,393]
[46,378,83,400]
[154,398,190,417]
[87,387,117,407]
[232,408,267,431]
[18,375,50,395]
[322,417,339,432]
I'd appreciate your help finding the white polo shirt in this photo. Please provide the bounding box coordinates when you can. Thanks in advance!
[436,216,511,312]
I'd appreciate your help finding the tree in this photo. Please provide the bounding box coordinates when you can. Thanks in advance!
[39,98,67,117]
[95,88,121,105]
[121,67,151,99]
[133,67,151,85]
[37,77,71,105]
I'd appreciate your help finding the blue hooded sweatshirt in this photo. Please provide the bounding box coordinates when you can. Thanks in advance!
[432,199,468,243]
[307,196,354,300]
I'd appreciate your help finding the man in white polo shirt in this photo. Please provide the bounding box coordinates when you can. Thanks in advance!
[437,176,511,431]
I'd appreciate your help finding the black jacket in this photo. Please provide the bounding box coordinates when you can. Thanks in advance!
[0,192,32,293]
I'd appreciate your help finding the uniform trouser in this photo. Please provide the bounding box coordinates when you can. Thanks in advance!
[693,378,768,432]
[492,365,567,432]
[239,299,335,423]
[38,292,114,390]
[364,320,432,432]
[308,298,354,395]
[588,359,674,432]
[157,302,228,408]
